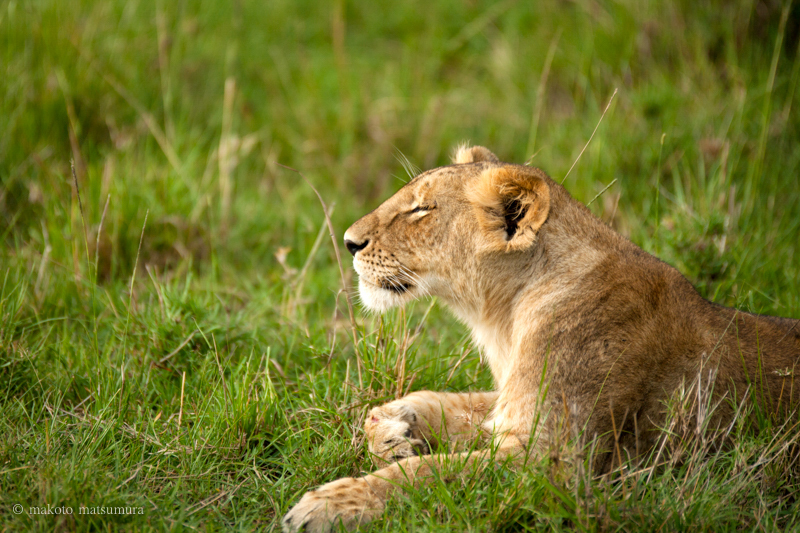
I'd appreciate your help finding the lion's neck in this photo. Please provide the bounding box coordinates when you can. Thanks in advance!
[448,193,614,389]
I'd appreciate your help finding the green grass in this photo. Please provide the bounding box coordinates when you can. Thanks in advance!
[2,0,800,530]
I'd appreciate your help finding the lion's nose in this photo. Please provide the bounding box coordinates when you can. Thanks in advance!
[345,239,368,256]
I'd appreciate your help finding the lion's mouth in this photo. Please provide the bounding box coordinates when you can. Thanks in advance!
[380,280,413,294]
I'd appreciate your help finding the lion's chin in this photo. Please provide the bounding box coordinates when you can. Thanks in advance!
[358,278,413,313]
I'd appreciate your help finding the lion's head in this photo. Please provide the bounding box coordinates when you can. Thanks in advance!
[343,146,552,315]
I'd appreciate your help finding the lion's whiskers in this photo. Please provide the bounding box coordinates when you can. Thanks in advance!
[397,265,432,302]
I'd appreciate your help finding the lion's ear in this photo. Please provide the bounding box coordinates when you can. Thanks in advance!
[452,144,500,164]
[467,166,550,252]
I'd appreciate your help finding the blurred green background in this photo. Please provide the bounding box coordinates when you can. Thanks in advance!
[2,0,800,530]
[3,0,798,300]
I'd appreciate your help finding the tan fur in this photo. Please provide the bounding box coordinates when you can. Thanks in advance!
[467,167,550,252]
[283,147,800,532]
[453,144,500,164]
[364,391,498,466]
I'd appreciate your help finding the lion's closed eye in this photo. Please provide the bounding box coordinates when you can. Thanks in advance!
[409,204,436,214]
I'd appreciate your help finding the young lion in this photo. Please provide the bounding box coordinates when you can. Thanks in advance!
[282,146,800,532]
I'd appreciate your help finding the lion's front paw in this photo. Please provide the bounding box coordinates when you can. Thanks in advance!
[365,403,430,466]
[282,477,384,533]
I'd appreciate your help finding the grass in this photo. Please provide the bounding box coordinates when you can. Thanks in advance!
[2,0,800,530]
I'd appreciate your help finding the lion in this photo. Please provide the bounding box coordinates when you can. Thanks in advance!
[282,146,800,532]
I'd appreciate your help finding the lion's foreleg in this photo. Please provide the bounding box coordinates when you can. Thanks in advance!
[365,391,498,464]
[282,439,525,533]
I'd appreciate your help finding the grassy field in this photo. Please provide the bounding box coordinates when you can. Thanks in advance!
[2,0,800,530]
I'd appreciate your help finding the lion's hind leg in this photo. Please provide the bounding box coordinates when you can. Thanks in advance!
[365,391,498,465]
